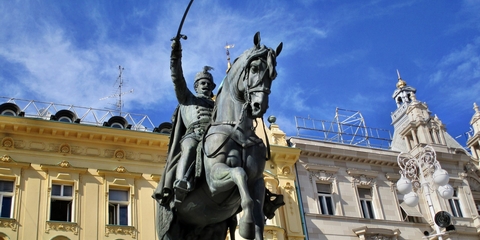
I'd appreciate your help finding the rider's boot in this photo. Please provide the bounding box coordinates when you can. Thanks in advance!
[173,178,192,207]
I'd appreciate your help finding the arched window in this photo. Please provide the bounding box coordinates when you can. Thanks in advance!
[0,232,9,240]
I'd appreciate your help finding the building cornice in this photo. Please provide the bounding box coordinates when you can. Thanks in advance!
[0,116,170,164]
[0,115,169,150]
[291,138,399,167]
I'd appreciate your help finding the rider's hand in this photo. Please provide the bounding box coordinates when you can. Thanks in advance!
[171,39,182,51]
[171,39,182,59]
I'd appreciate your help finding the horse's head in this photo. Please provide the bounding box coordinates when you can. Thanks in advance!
[229,32,283,118]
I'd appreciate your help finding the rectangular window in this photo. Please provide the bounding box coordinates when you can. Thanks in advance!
[0,180,14,218]
[50,184,73,222]
[108,189,129,225]
[358,188,375,219]
[448,189,463,217]
[317,183,334,215]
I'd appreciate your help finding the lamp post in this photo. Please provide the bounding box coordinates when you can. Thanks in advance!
[396,145,454,240]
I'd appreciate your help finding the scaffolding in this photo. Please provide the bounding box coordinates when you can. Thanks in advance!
[0,96,156,132]
[295,108,392,149]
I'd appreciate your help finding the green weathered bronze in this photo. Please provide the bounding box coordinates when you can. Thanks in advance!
[154,32,283,240]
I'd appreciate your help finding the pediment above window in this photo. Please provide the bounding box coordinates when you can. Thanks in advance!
[353,226,401,240]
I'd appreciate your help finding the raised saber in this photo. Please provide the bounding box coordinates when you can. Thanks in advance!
[171,0,195,41]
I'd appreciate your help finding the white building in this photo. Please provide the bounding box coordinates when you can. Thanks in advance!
[291,75,480,239]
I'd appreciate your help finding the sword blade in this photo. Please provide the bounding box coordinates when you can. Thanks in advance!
[174,0,195,40]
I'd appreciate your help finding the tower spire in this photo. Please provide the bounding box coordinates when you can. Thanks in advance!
[396,69,407,89]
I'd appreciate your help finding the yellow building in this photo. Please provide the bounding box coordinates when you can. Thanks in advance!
[0,97,304,240]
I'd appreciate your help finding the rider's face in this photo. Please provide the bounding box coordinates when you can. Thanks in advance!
[195,79,213,96]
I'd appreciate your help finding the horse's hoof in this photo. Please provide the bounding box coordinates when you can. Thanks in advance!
[239,221,255,239]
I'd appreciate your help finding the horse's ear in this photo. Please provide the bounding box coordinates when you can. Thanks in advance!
[276,42,283,57]
[254,32,261,48]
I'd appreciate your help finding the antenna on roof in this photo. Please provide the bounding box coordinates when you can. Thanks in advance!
[225,43,235,73]
[100,65,134,115]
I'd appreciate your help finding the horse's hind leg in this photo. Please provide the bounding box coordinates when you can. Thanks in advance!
[207,163,255,239]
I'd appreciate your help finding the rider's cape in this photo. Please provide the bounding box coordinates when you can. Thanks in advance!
[154,105,184,203]
[153,105,183,239]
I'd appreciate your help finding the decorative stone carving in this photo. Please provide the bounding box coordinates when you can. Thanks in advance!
[114,149,125,160]
[284,182,294,191]
[70,146,84,155]
[48,143,60,152]
[104,149,115,158]
[352,174,377,187]
[353,226,400,240]
[59,143,71,154]
[105,225,136,238]
[1,154,12,162]
[347,169,378,187]
[305,164,340,182]
[115,166,127,173]
[309,170,336,183]
[125,151,136,160]
[467,176,480,192]
[58,160,71,168]
[46,221,78,235]
[1,137,14,148]
[0,218,17,231]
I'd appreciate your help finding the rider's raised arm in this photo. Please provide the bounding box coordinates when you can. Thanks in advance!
[170,39,191,104]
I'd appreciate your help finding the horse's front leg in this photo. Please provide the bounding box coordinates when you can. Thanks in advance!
[206,160,256,239]
[252,178,265,240]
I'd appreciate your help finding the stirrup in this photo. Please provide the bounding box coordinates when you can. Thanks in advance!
[173,179,192,207]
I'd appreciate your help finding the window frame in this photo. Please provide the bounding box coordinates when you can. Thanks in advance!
[49,183,74,222]
[98,166,141,237]
[305,164,342,216]
[0,155,29,227]
[448,188,463,218]
[358,187,375,219]
[41,160,87,236]
[316,182,335,215]
[108,188,130,226]
[0,180,15,218]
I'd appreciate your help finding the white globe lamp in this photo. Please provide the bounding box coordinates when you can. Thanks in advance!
[433,169,449,186]
[396,176,413,195]
[403,191,419,207]
[438,184,454,199]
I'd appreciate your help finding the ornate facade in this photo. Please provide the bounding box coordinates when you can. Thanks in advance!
[0,99,303,240]
[292,75,480,239]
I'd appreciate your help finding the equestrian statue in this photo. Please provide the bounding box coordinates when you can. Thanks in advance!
[153,2,284,240]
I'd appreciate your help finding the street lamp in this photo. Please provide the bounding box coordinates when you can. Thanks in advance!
[396,145,454,239]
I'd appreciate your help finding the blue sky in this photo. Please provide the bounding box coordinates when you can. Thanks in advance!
[1,0,479,146]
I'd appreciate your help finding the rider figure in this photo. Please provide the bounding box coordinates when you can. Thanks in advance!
[169,39,216,205]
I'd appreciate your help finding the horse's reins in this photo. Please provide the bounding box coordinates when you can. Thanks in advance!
[202,58,272,161]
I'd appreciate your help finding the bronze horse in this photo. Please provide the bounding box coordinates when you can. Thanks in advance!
[156,32,283,240]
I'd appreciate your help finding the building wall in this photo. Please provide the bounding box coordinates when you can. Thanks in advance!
[0,114,167,240]
[292,137,480,240]
[0,112,303,240]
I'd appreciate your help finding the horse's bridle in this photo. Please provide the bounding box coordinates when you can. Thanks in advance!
[203,58,272,161]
